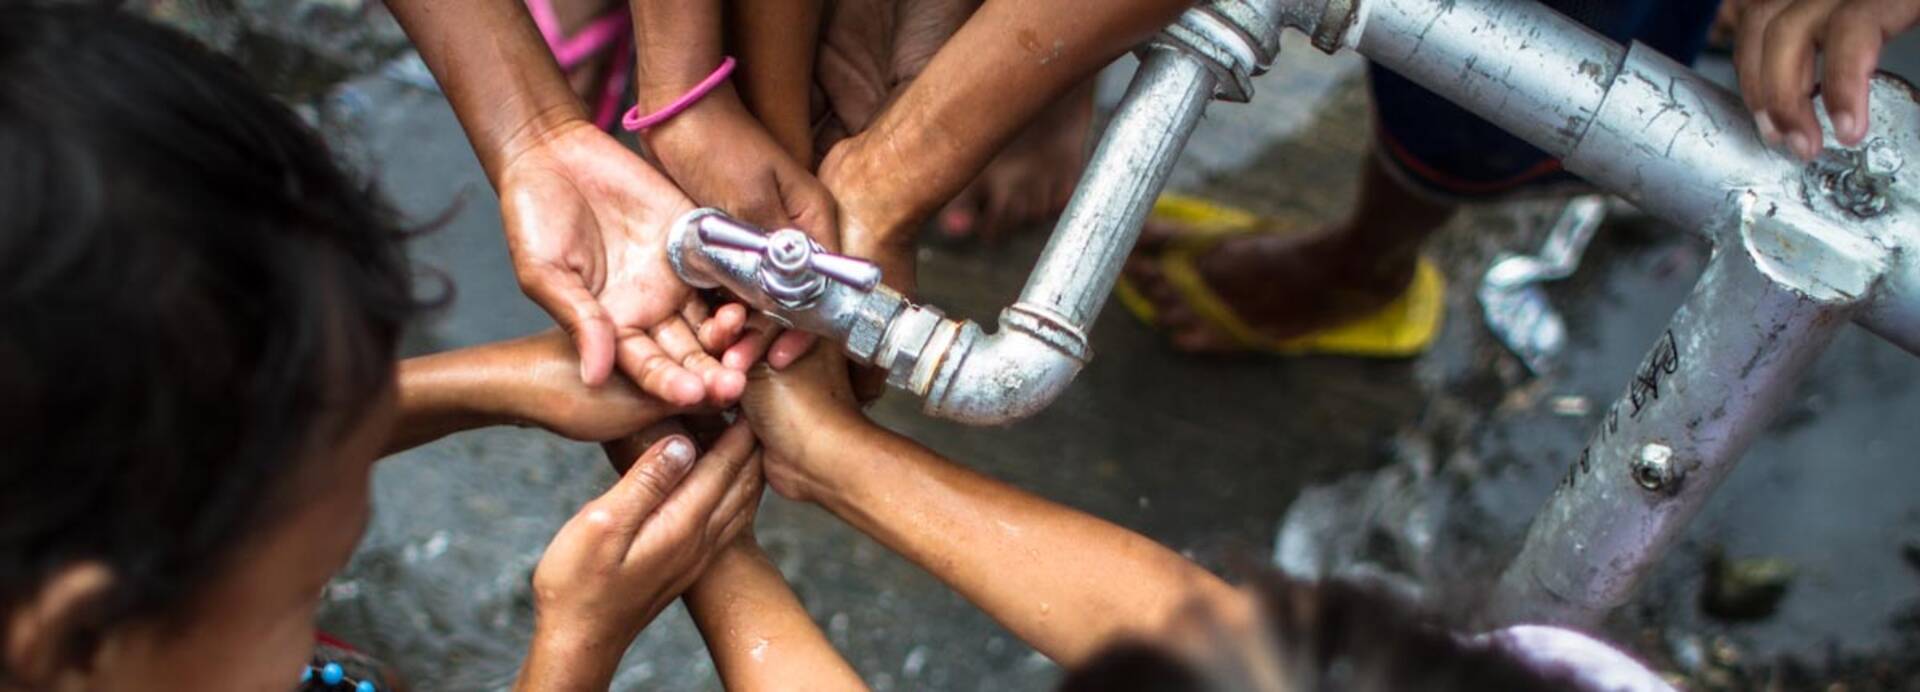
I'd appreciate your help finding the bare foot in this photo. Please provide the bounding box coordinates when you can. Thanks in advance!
[937,81,1093,242]
[815,0,978,154]
[1120,156,1455,352]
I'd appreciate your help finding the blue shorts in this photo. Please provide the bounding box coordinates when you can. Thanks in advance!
[1371,0,1723,199]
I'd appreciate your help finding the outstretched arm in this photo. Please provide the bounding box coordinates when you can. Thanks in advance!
[821,0,1194,274]
[685,536,868,691]
[727,0,825,160]
[389,331,682,455]
[742,353,1236,666]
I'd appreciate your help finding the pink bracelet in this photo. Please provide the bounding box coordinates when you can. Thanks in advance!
[621,56,737,132]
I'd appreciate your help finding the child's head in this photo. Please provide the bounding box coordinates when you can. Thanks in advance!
[1060,574,1602,692]
[0,4,419,689]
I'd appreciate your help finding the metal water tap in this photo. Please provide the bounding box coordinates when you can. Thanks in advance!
[685,213,882,310]
[667,208,972,398]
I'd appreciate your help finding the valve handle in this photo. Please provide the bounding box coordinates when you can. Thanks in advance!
[695,215,883,291]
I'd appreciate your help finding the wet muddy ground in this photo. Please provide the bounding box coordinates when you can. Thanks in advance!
[143,5,1920,688]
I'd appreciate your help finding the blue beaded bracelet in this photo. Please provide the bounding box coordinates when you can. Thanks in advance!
[300,659,377,692]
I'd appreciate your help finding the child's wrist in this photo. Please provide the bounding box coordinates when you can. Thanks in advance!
[523,622,625,689]
[640,86,747,161]
[796,414,884,505]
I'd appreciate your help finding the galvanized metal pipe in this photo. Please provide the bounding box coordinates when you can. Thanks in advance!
[669,4,1263,424]
[920,45,1220,424]
[1486,198,1881,626]
[1018,47,1215,337]
[1261,0,1920,626]
[1278,0,1920,357]
[1355,0,1623,156]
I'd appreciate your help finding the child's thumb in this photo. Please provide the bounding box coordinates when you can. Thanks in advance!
[601,435,699,530]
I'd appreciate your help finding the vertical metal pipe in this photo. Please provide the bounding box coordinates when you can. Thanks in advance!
[920,45,1219,424]
[1354,0,1624,156]
[1015,45,1217,334]
[1486,200,1875,627]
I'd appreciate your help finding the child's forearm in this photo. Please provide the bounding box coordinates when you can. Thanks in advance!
[386,0,588,183]
[806,423,1236,666]
[685,538,867,691]
[630,0,727,112]
[726,0,823,160]
[829,0,1191,234]
[515,625,627,692]
[390,345,521,454]
[390,332,680,456]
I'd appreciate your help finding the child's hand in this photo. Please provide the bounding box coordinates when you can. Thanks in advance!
[646,94,835,370]
[519,426,763,688]
[1737,0,1920,159]
[492,119,747,406]
[740,349,868,502]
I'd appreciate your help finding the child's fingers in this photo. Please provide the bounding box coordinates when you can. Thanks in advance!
[783,173,841,251]
[601,419,695,474]
[614,329,708,407]
[724,313,785,370]
[519,264,618,386]
[703,451,765,543]
[681,298,713,328]
[697,303,751,355]
[767,330,818,370]
[651,317,747,404]
[1761,0,1845,158]
[1820,6,1886,145]
[710,462,766,552]
[1738,0,1793,142]
[636,422,759,551]
[588,435,700,542]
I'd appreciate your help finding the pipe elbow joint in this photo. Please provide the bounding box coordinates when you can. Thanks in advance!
[919,308,1089,426]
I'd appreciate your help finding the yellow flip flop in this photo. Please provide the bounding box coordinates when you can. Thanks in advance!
[1115,194,1446,357]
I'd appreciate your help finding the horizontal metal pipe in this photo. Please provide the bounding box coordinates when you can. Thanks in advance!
[1298,0,1920,354]
[1356,0,1623,157]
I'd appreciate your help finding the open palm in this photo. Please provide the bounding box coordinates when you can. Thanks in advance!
[496,120,745,406]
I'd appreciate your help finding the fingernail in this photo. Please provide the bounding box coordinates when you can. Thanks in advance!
[662,437,695,470]
[1834,112,1861,144]
[1787,131,1816,160]
[1754,112,1781,144]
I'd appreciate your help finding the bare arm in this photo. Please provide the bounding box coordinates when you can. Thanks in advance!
[743,354,1236,666]
[387,0,748,407]
[389,332,681,455]
[384,0,584,182]
[685,537,869,691]
[727,0,825,159]
[823,0,1195,251]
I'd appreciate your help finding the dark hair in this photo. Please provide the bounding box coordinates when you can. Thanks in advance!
[1059,573,1574,692]
[0,1,421,664]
